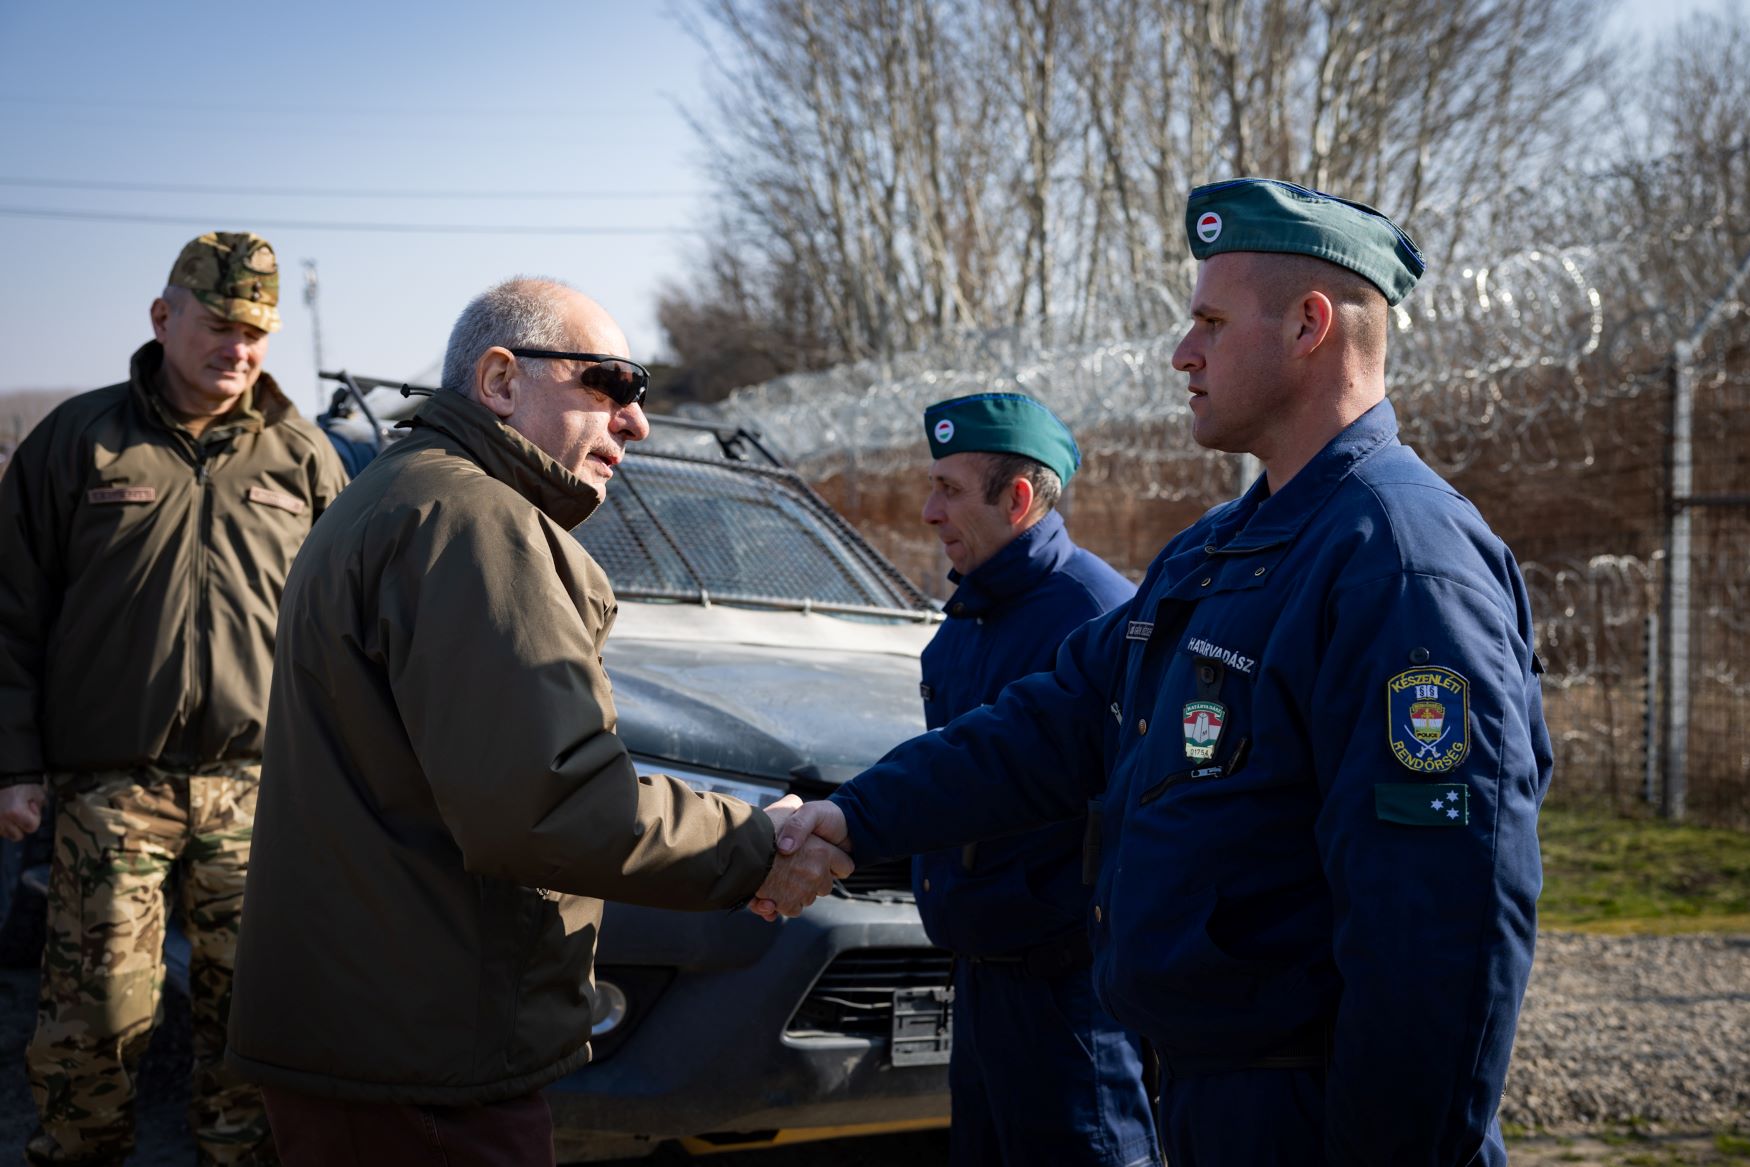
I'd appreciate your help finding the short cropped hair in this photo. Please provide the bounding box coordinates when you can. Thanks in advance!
[1252,253,1388,360]
[159,285,197,315]
[441,277,576,395]
[981,452,1062,515]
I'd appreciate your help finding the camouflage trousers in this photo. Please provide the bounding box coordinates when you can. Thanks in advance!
[26,764,276,1167]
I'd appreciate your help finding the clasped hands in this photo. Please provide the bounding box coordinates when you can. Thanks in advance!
[751,795,852,921]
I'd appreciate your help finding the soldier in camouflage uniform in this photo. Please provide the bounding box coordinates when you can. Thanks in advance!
[0,233,348,1165]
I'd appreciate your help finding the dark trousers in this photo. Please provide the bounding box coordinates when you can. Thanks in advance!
[948,961,1160,1167]
[262,1086,555,1167]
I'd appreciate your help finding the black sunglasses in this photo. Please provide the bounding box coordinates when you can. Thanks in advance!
[508,348,649,408]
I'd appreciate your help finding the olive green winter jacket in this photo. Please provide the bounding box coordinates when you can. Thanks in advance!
[0,342,346,784]
[226,389,776,1103]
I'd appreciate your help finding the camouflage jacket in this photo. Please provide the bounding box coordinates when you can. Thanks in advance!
[0,342,346,784]
[226,389,775,1104]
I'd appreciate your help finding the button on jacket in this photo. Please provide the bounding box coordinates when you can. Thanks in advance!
[914,509,1133,955]
[835,400,1552,1164]
[227,390,777,1104]
[0,342,346,782]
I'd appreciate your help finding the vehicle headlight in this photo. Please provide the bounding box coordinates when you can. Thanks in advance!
[590,979,629,1037]
[631,759,790,810]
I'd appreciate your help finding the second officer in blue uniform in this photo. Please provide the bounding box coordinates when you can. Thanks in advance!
[764,179,1554,1166]
[912,393,1157,1167]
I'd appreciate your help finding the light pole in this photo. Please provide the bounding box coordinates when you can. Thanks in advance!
[302,259,326,394]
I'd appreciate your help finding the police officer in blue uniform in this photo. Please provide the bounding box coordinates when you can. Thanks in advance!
[761,179,1553,1165]
[912,393,1158,1167]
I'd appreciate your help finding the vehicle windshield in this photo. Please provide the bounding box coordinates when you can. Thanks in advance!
[573,451,936,620]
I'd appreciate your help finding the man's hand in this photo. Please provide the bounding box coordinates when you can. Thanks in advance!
[0,782,47,842]
[749,800,853,921]
[762,792,805,831]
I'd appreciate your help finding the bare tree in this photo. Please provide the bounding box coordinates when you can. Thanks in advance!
[666,0,1620,385]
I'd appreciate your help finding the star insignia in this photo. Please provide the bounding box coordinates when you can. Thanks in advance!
[1429,798,1444,810]
[1446,808,1459,819]
[1446,791,1460,802]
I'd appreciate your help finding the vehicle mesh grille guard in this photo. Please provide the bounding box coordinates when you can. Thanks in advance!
[576,451,936,618]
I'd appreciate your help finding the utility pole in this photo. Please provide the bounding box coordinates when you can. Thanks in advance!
[302,259,326,389]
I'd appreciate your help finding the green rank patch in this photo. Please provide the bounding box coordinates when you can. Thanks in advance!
[1375,783,1469,826]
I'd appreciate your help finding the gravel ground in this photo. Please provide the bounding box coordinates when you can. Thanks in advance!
[1,896,1743,1165]
[1503,932,1750,1133]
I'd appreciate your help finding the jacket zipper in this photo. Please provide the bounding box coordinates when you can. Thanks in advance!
[179,454,212,736]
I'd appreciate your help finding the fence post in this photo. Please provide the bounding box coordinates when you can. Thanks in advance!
[1236,452,1262,495]
[1659,248,1750,821]
[1643,610,1660,807]
[1661,344,1694,821]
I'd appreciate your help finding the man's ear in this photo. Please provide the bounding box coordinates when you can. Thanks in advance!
[149,297,171,343]
[474,347,518,419]
[1289,291,1335,359]
[1005,473,1036,528]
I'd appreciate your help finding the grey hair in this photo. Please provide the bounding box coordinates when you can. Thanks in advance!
[159,285,197,314]
[980,452,1062,515]
[440,276,577,395]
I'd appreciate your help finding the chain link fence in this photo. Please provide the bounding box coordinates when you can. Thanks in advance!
[696,185,1750,828]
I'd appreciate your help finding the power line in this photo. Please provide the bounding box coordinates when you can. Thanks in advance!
[0,206,695,236]
[0,176,697,201]
[0,92,646,120]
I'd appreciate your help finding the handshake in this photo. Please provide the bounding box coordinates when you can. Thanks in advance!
[749,795,853,921]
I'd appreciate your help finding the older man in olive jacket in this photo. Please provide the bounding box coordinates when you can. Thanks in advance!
[226,278,845,1166]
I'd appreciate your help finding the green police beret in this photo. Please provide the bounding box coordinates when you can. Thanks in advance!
[1185,178,1425,306]
[923,392,1080,486]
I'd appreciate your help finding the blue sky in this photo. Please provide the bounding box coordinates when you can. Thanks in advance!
[0,0,716,414]
[0,0,1723,416]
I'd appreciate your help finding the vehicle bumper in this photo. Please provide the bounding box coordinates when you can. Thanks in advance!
[546,893,950,1160]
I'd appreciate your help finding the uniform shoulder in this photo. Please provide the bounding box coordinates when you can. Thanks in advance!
[1334,443,1509,580]
[1056,543,1136,611]
[29,382,132,443]
[357,439,535,528]
[265,406,342,463]
[256,380,337,456]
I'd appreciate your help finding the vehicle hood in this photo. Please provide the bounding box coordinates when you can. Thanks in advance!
[603,604,933,785]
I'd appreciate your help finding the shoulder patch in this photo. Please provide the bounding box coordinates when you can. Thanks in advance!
[1387,666,1469,773]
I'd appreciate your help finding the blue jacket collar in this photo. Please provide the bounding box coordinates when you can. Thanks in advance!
[1206,398,1401,553]
[943,509,1072,618]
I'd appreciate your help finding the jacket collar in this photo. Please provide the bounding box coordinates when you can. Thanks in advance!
[1206,398,1401,552]
[128,340,294,443]
[942,509,1072,618]
[404,389,602,530]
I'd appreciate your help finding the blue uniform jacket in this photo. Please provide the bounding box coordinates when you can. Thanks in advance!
[914,509,1135,956]
[835,401,1553,1165]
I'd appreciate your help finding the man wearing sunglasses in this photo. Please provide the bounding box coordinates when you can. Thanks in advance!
[226,277,847,1165]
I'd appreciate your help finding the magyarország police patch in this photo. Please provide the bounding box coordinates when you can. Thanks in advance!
[1387,666,1470,773]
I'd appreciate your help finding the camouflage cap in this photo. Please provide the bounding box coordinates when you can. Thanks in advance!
[166,232,282,332]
